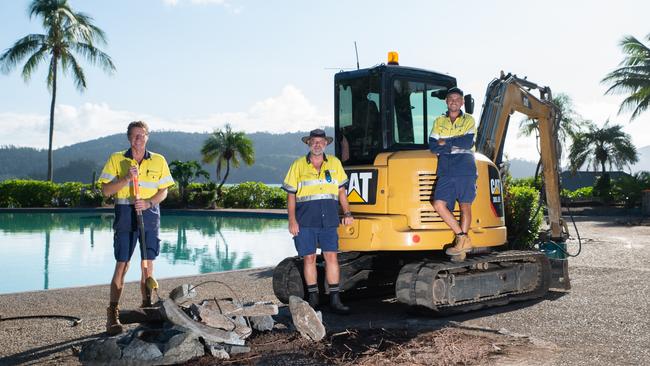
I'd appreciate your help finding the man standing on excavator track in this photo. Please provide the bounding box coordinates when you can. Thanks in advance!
[282,129,353,314]
[429,87,477,262]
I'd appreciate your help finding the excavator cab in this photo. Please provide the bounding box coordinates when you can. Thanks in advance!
[334,63,463,165]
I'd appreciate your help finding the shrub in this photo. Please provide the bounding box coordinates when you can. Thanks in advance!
[0,179,58,207]
[562,186,594,200]
[187,182,217,208]
[509,176,542,190]
[593,173,612,201]
[80,183,105,207]
[221,182,286,209]
[161,186,183,208]
[54,182,84,207]
[611,171,650,208]
[504,184,543,250]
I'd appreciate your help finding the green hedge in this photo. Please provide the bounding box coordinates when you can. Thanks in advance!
[0,179,104,208]
[561,186,594,200]
[221,182,286,209]
[504,184,543,250]
[0,180,289,209]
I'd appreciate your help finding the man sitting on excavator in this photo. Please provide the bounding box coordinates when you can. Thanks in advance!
[429,87,477,262]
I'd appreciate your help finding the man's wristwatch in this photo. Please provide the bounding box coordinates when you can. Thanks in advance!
[343,211,353,218]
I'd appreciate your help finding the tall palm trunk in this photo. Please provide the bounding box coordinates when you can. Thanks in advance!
[47,57,58,181]
[217,159,231,196]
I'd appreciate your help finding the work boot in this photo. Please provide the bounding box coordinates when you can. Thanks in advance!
[329,292,350,315]
[106,305,123,336]
[450,251,467,263]
[446,233,473,256]
[307,291,320,309]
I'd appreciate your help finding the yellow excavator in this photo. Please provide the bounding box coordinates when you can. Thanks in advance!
[273,53,571,314]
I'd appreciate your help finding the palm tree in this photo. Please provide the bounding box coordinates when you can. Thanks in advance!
[169,160,210,205]
[519,93,586,177]
[568,120,638,174]
[0,0,115,181]
[201,124,255,195]
[519,93,585,146]
[602,33,650,121]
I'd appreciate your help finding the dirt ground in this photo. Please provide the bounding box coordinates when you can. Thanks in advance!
[186,326,539,366]
[1,215,648,365]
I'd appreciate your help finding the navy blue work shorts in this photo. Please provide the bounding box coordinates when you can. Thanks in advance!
[434,175,477,211]
[113,230,161,262]
[293,226,339,256]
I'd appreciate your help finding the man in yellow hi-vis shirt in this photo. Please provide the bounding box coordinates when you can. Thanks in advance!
[283,129,353,314]
[98,121,174,335]
[429,87,477,262]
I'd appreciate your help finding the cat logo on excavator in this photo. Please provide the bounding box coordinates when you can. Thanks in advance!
[345,169,377,204]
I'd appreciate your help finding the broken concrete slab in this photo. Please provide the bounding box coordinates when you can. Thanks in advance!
[205,343,230,359]
[224,344,251,355]
[200,298,279,317]
[288,295,326,341]
[79,337,122,364]
[250,315,275,332]
[233,316,252,338]
[161,331,204,363]
[121,336,163,362]
[190,303,236,330]
[80,324,205,366]
[161,299,246,346]
[169,284,197,304]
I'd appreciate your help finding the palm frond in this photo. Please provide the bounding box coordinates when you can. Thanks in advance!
[602,33,650,120]
[0,34,47,73]
[20,45,49,80]
[71,42,115,73]
[64,53,87,91]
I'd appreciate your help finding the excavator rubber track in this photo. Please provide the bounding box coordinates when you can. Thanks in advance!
[273,250,551,315]
[395,250,551,315]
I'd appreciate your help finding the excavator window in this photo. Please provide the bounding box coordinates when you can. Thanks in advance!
[336,74,382,165]
[390,78,448,148]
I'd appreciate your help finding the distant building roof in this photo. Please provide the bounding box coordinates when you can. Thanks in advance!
[560,171,631,191]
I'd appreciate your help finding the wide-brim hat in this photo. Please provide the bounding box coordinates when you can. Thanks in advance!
[302,128,333,144]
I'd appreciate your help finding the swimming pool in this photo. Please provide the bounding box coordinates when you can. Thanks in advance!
[0,211,294,294]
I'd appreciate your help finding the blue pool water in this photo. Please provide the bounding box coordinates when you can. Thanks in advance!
[0,212,295,294]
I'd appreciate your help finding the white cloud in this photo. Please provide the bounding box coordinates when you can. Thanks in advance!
[0,85,329,149]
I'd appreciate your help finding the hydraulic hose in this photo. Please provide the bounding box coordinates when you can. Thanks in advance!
[0,314,82,327]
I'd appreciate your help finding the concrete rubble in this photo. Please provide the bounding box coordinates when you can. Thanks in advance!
[80,284,327,365]
[289,295,326,341]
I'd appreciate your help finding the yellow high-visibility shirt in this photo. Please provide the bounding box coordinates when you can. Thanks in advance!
[282,153,348,227]
[98,149,175,204]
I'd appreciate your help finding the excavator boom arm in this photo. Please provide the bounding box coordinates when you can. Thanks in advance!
[476,73,564,239]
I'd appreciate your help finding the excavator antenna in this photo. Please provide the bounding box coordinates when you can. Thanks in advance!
[354,41,360,70]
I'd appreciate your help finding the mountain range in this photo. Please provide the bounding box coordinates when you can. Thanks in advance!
[1,131,648,183]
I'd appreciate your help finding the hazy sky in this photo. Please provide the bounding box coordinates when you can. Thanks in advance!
[1,0,649,161]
